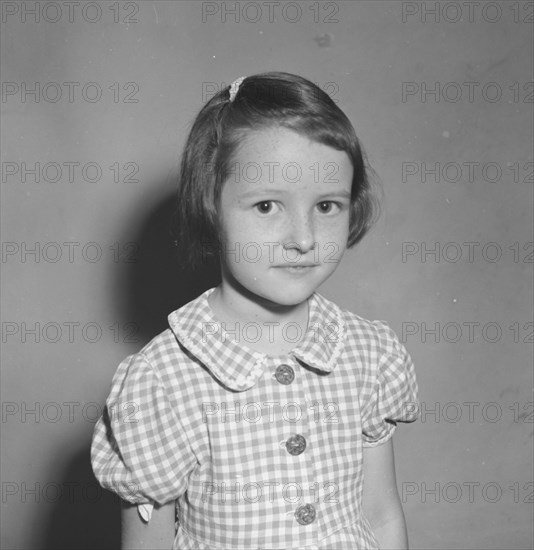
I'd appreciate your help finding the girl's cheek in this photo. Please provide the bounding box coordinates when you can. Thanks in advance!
[320,216,349,238]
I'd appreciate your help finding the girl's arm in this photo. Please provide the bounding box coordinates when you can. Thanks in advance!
[362,438,409,550]
[121,500,176,550]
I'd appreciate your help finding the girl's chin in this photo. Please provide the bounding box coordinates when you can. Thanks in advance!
[225,270,327,307]
[251,284,316,308]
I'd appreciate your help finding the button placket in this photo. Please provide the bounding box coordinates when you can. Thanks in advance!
[271,358,318,533]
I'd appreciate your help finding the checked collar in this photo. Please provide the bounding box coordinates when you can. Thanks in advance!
[168,288,346,391]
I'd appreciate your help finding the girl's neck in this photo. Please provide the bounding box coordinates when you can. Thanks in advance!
[208,284,310,356]
[209,283,309,326]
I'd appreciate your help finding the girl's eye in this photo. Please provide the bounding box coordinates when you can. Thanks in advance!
[255,201,274,214]
[317,201,339,214]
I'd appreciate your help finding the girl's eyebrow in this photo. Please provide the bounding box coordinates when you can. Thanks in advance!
[317,190,352,200]
[238,189,352,199]
[238,188,289,198]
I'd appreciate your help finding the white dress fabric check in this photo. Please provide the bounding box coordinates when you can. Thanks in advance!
[91,288,418,549]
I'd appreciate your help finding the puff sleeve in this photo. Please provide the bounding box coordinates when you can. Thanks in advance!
[361,321,419,447]
[91,353,197,519]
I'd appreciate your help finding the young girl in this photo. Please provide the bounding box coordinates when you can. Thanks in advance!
[91,72,419,550]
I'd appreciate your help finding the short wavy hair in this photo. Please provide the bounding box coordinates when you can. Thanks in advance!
[174,71,380,267]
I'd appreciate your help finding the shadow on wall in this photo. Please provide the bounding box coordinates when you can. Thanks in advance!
[42,446,121,550]
[114,189,222,344]
[42,190,220,549]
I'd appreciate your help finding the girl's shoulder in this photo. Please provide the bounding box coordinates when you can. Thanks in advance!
[138,328,181,362]
[118,327,188,386]
[315,292,404,356]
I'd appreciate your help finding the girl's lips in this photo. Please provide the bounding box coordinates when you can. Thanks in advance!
[273,264,319,268]
[273,265,319,274]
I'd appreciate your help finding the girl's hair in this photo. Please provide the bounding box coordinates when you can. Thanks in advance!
[175,71,380,267]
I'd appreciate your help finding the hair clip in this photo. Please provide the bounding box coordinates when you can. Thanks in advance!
[229,76,246,102]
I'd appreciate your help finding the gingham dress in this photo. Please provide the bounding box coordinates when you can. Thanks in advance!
[91,288,418,549]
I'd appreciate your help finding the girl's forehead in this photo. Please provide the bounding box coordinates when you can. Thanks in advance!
[237,127,347,163]
[226,127,353,193]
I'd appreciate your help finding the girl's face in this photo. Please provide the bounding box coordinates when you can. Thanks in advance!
[217,126,353,307]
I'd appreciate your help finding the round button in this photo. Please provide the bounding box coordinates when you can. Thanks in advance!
[285,434,306,455]
[295,503,316,525]
[275,364,295,385]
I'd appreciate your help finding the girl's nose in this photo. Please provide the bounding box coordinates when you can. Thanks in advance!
[283,213,316,255]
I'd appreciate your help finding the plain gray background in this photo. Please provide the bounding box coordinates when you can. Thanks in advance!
[1,1,533,548]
